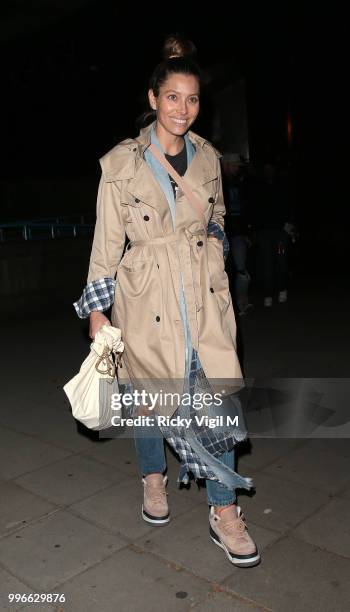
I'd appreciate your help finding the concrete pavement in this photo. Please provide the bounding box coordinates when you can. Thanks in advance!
[0,275,349,611]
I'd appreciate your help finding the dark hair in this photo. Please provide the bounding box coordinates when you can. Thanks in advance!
[162,34,197,61]
[150,34,200,96]
[137,34,201,128]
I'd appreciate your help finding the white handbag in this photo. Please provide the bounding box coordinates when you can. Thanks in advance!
[63,325,124,431]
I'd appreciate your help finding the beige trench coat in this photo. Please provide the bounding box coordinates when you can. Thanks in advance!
[87,122,242,397]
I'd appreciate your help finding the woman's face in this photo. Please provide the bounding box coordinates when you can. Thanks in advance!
[148,73,200,139]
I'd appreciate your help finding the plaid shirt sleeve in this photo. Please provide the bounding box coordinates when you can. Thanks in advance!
[207,220,230,261]
[73,277,116,319]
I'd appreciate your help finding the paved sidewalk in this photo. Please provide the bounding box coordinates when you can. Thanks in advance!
[0,276,349,611]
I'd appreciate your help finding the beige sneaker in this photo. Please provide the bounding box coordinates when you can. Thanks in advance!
[142,474,170,525]
[209,505,260,567]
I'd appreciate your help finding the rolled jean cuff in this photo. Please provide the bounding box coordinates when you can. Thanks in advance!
[207,496,236,507]
[205,449,236,506]
[142,465,167,477]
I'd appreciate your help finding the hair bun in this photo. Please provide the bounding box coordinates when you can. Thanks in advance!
[162,34,197,61]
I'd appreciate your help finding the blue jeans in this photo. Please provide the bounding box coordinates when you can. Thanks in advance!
[134,434,236,507]
[229,235,251,311]
[256,229,288,296]
[230,234,248,272]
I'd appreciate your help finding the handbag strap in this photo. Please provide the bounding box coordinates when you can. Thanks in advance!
[148,143,207,228]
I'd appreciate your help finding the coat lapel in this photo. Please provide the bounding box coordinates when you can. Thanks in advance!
[122,127,171,225]
[126,159,168,211]
[184,140,219,187]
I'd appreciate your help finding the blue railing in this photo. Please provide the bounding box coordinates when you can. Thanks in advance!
[0,215,95,242]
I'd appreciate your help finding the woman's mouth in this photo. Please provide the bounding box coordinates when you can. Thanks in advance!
[171,118,187,125]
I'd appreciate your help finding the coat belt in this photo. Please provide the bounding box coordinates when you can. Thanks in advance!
[128,228,206,350]
[129,227,205,248]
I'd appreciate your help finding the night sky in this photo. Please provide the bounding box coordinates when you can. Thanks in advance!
[1,2,348,224]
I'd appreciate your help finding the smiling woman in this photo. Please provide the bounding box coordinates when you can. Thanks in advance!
[148,74,200,151]
[73,33,260,569]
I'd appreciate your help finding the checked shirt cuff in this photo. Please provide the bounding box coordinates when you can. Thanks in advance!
[207,221,230,261]
[73,277,116,319]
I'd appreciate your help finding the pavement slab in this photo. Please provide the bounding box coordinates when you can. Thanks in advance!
[0,427,71,481]
[82,437,140,477]
[237,469,329,533]
[0,566,34,611]
[0,482,57,538]
[58,546,242,612]
[14,454,127,506]
[292,497,350,558]
[237,438,307,471]
[0,398,96,452]
[263,440,350,494]
[0,510,127,591]
[190,590,269,611]
[222,536,350,612]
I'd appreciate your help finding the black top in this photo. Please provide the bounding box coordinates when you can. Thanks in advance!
[164,145,188,197]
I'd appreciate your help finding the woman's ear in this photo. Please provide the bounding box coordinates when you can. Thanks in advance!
[148,89,157,111]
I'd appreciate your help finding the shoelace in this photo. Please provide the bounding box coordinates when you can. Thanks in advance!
[222,518,246,535]
[219,513,247,538]
[146,484,167,507]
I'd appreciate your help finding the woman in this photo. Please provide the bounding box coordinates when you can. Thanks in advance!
[74,35,260,568]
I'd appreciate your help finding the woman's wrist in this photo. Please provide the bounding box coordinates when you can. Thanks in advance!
[90,310,107,319]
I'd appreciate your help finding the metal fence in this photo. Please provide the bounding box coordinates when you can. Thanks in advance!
[0,215,95,242]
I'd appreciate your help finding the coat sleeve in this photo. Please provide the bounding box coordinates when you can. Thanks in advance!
[207,158,229,260]
[73,174,126,318]
[87,175,126,283]
[209,157,226,233]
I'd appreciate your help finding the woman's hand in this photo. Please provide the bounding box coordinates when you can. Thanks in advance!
[89,311,111,340]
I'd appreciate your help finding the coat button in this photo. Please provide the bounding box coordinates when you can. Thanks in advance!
[197,240,203,247]
[156,315,160,322]
[208,197,215,203]
[133,147,137,151]
[143,215,150,221]
[210,287,214,293]
[135,198,140,203]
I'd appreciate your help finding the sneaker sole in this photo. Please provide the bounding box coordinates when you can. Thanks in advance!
[210,528,261,568]
[142,505,170,525]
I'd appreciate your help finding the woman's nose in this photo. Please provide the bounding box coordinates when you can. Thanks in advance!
[178,100,187,114]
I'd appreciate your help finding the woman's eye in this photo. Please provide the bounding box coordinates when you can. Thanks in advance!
[189,97,199,104]
[168,94,177,101]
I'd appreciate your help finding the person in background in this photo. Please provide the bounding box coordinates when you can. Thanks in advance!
[221,153,253,315]
[250,159,295,307]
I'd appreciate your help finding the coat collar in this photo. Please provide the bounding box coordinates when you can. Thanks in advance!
[135,121,215,153]
[101,121,220,186]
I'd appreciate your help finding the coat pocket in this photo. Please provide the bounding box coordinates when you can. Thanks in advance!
[115,257,162,332]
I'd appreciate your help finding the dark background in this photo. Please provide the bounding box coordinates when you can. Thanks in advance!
[1,1,348,284]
